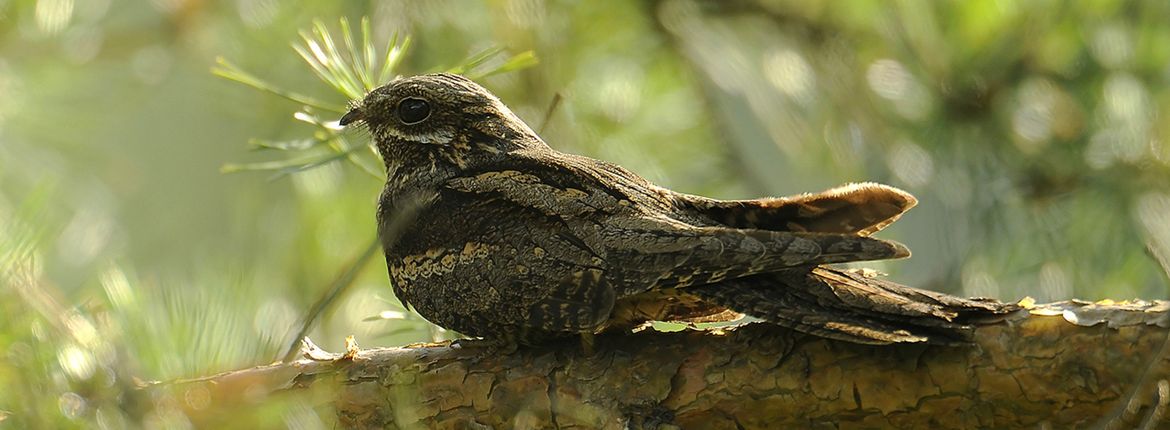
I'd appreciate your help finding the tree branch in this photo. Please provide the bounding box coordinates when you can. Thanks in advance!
[154,300,1170,429]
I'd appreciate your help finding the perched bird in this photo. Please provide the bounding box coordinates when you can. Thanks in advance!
[340,73,1015,345]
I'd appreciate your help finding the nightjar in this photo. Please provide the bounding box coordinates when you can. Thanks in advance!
[340,73,1015,345]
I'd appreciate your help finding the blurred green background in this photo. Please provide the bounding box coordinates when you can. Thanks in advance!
[3,0,1170,427]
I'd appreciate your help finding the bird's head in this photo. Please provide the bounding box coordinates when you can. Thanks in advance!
[340,73,544,165]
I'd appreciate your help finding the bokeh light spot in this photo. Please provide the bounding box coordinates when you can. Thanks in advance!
[57,345,96,381]
[1091,23,1133,69]
[1038,262,1072,302]
[1136,192,1170,261]
[236,0,280,29]
[866,59,910,100]
[58,392,86,419]
[101,267,137,311]
[763,49,814,103]
[962,260,1001,298]
[866,59,932,120]
[594,63,644,122]
[1104,72,1149,124]
[35,0,74,35]
[887,140,934,188]
[1011,78,1059,151]
[184,386,211,411]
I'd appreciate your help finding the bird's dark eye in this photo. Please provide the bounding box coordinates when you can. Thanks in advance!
[397,97,431,125]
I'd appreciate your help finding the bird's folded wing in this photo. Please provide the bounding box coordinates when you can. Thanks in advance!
[441,157,911,292]
[442,150,668,220]
[600,220,911,290]
[445,168,624,217]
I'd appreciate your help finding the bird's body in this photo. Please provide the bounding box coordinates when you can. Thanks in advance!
[342,73,1015,345]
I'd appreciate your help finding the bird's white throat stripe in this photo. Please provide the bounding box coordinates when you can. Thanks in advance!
[384,127,455,145]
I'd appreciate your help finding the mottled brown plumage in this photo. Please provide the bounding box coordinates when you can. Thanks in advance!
[340,73,1017,345]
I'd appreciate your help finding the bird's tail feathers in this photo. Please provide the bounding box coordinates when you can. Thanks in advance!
[679,182,917,236]
[688,267,1021,345]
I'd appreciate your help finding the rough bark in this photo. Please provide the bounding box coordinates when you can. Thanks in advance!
[156,300,1170,429]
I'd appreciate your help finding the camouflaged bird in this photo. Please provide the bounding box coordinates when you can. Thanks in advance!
[340,73,1016,345]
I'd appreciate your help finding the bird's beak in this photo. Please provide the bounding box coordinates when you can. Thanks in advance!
[339,107,364,126]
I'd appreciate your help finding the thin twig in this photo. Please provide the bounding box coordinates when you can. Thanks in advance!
[279,238,379,363]
[538,93,563,135]
[279,193,435,363]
